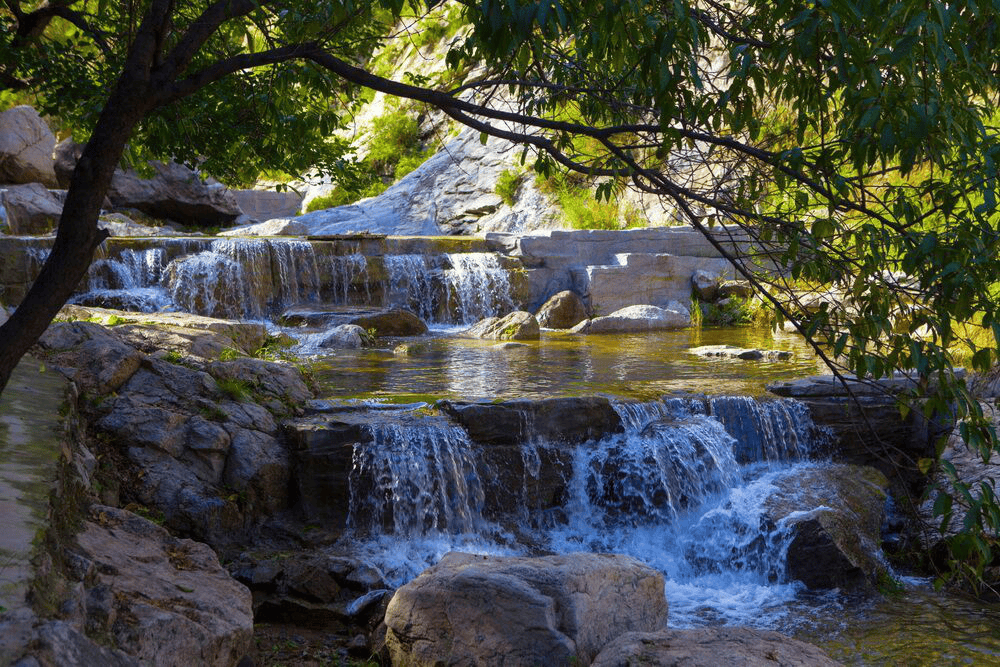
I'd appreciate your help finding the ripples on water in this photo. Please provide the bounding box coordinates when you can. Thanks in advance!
[309,327,826,401]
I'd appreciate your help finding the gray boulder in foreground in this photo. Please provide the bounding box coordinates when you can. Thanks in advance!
[74,505,253,666]
[571,303,690,334]
[385,552,668,667]
[591,627,843,667]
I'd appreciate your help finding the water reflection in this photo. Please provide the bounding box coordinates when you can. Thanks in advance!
[0,357,66,613]
[800,584,1000,665]
[310,327,826,401]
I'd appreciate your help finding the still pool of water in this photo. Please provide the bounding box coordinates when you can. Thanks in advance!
[307,326,826,401]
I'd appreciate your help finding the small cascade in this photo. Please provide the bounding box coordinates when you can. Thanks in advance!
[78,248,172,311]
[163,239,272,319]
[347,417,489,538]
[442,253,515,324]
[708,396,820,463]
[319,253,369,305]
[384,254,439,322]
[271,240,321,308]
[383,252,516,324]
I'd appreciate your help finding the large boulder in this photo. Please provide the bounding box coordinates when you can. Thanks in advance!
[0,105,58,187]
[766,464,890,590]
[108,160,242,226]
[571,303,690,334]
[350,308,428,336]
[535,290,588,329]
[691,268,721,301]
[72,505,253,666]
[465,310,540,340]
[2,182,62,234]
[384,552,668,667]
[591,627,843,667]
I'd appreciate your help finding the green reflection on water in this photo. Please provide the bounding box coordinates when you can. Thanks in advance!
[0,357,66,613]
[311,327,826,401]
[801,586,1000,666]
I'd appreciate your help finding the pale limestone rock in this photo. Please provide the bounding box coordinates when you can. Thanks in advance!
[2,183,62,234]
[320,323,366,348]
[385,552,668,667]
[0,106,58,187]
[691,268,721,301]
[218,218,308,237]
[571,303,690,334]
[465,310,539,340]
[688,345,792,362]
[591,627,843,667]
[98,212,182,237]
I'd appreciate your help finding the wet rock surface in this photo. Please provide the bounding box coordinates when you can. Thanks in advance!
[385,552,668,667]
[768,374,955,494]
[591,627,843,667]
[765,464,889,590]
[440,396,624,446]
[349,308,428,336]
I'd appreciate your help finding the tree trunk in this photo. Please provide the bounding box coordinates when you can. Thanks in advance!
[0,85,150,394]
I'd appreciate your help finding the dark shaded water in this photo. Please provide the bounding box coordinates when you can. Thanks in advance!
[0,357,66,613]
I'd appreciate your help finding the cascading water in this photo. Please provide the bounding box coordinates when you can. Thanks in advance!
[335,395,845,630]
[383,252,515,325]
[77,247,172,311]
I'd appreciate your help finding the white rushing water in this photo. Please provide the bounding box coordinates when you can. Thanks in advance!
[335,396,843,630]
[73,241,517,326]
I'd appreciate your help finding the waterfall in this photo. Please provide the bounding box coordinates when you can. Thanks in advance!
[384,252,515,324]
[332,394,840,628]
[708,396,820,463]
[347,418,489,537]
[75,248,172,312]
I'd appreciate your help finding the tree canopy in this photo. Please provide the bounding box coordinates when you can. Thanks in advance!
[2,0,1000,586]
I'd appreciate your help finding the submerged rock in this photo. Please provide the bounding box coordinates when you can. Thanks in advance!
[571,303,690,334]
[73,505,253,666]
[465,310,540,340]
[384,552,668,667]
[535,289,588,329]
[689,344,792,361]
[591,627,843,667]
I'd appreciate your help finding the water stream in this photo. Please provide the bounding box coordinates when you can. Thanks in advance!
[53,236,1000,662]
